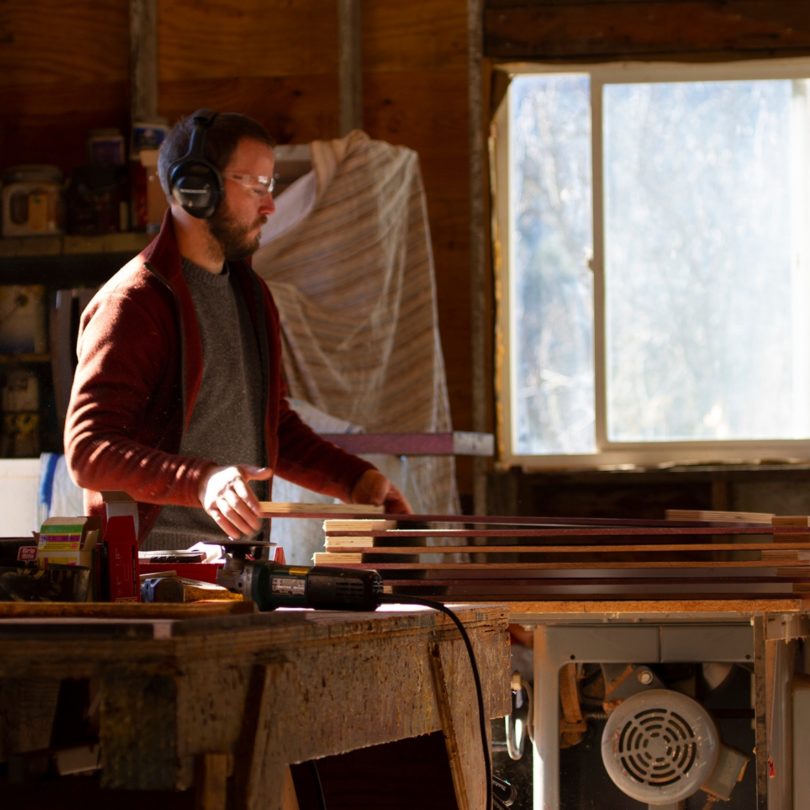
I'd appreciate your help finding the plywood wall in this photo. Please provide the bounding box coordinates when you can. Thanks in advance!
[0,1,476,471]
[484,0,810,61]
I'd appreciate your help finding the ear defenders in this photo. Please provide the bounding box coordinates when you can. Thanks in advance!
[167,110,222,219]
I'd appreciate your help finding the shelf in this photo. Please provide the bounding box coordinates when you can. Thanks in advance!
[319,431,494,456]
[0,354,51,364]
[0,233,151,286]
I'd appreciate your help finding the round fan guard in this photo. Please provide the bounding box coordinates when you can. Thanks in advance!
[600,688,720,805]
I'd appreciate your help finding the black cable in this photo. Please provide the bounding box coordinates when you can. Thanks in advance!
[307,758,328,810]
[379,593,494,810]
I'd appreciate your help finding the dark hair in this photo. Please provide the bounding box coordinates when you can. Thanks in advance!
[158,111,274,197]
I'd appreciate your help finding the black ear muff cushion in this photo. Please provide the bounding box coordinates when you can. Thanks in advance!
[167,109,221,219]
[170,159,223,219]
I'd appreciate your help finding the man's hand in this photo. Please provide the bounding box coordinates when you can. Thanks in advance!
[350,469,413,514]
[198,465,274,539]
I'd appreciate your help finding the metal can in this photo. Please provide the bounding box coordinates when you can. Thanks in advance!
[87,128,126,167]
[1,165,65,238]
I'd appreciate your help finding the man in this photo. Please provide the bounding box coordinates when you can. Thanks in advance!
[64,110,410,549]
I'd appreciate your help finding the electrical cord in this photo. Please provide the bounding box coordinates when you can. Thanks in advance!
[305,593,514,810]
[307,758,328,810]
[379,592,511,810]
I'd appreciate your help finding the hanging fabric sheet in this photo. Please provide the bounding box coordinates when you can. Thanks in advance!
[253,131,458,517]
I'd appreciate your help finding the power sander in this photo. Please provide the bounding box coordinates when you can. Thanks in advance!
[216,545,384,611]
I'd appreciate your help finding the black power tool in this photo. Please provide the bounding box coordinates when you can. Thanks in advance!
[216,551,384,612]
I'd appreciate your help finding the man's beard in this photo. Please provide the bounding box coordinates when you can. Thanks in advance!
[207,207,266,261]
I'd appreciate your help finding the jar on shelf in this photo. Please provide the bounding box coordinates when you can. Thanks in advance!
[1,165,65,238]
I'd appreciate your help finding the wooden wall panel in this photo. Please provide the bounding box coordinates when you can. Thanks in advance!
[157,0,340,80]
[0,1,130,170]
[159,76,341,145]
[362,0,473,436]
[0,1,129,86]
[484,0,810,61]
[0,81,130,170]
[363,0,468,71]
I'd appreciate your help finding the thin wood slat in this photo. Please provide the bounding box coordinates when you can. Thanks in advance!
[322,542,810,555]
[313,560,810,570]
[312,510,810,600]
[318,431,495,456]
[260,502,385,516]
[383,588,804,602]
[295,507,778,527]
[324,526,780,538]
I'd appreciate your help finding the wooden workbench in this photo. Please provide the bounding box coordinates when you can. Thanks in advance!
[0,602,511,810]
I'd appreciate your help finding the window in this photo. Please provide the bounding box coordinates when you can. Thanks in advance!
[493,60,810,468]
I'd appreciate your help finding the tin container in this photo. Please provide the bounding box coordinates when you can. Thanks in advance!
[130,119,168,160]
[87,128,126,167]
[1,165,64,238]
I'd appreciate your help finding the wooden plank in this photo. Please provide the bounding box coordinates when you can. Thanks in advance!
[389,589,802,602]
[0,2,129,88]
[195,752,232,810]
[260,502,384,517]
[320,431,495,456]
[385,575,810,586]
[322,518,397,531]
[429,641,472,810]
[319,431,495,456]
[666,508,775,523]
[338,0,363,134]
[363,0,469,72]
[502,598,805,614]
[325,525,777,537]
[0,601,254,619]
[483,1,810,60]
[361,66,472,437]
[469,0,489,515]
[158,0,339,81]
[310,559,810,570]
[320,510,774,527]
[322,542,810,554]
[130,0,158,121]
[159,75,341,144]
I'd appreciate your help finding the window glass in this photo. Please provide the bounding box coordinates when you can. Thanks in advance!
[510,74,595,454]
[501,65,810,464]
[604,79,807,441]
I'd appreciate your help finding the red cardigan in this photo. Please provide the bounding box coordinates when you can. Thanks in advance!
[64,211,373,542]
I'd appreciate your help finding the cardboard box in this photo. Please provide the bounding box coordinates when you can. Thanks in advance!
[105,514,139,602]
[102,492,140,602]
[37,516,100,569]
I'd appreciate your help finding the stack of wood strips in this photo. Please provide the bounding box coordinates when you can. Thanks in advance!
[306,509,810,601]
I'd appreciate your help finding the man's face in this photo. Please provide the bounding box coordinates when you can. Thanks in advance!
[207,137,276,260]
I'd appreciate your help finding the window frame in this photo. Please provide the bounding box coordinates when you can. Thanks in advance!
[493,57,810,470]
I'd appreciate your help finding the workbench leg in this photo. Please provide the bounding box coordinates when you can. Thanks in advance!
[100,668,179,790]
[230,663,291,810]
[759,625,798,810]
[430,639,475,810]
[195,753,231,810]
[532,634,561,810]
[280,765,301,810]
[753,616,769,810]
[0,677,60,759]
